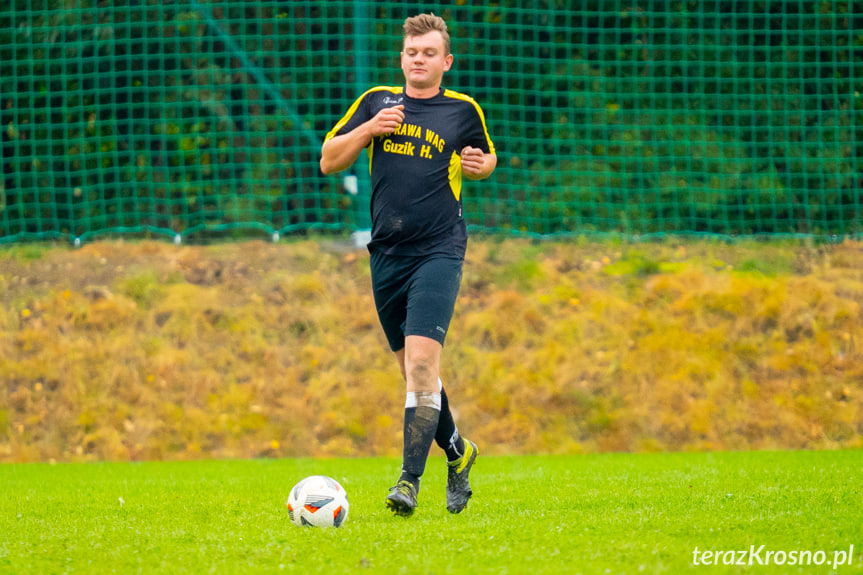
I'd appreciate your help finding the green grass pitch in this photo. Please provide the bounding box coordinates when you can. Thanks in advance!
[1,451,860,574]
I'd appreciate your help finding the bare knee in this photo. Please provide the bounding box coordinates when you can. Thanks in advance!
[395,348,407,381]
[404,335,441,392]
[407,357,435,389]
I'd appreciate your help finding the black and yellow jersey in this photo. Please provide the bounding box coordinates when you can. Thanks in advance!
[324,86,495,257]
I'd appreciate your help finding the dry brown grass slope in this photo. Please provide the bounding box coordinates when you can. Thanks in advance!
[1,238,861,462]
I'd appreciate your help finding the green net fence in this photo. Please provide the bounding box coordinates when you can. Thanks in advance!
[1,1,861,244]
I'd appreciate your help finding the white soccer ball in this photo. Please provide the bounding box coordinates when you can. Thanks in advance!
[286,475,349,528]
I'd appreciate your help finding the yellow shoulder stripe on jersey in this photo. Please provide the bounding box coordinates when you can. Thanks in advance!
[324,86,404,143]
[442,89,496,155]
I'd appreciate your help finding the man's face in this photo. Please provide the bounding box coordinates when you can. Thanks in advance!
[401,31,453,91]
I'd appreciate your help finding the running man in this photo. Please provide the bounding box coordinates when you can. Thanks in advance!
[320,13,496,516]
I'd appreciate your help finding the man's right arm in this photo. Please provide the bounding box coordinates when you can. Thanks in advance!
[320,127,374,175]
[320,105,405,175]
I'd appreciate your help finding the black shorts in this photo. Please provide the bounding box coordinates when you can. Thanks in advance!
[369,251,464,352]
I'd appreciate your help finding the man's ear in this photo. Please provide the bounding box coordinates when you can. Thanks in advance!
[444,53,454,71]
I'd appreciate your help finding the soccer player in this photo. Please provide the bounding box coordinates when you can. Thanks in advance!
[320,13,496,516]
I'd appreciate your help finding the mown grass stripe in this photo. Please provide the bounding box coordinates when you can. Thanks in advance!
[1,451,860,574]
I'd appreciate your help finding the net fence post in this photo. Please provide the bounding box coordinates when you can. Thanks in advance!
[350,0,372,248]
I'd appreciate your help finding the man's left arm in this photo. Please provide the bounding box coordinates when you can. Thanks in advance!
[460,146,497,180]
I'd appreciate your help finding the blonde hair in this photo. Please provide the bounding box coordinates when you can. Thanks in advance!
[403,13,451,54]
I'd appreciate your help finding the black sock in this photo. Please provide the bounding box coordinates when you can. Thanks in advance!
[435,386,465,462]
[399,400,440,491]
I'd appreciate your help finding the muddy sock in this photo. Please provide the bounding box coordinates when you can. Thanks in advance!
[399,391,441,491]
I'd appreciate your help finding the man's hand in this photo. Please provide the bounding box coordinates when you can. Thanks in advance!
[460,146,496,180]
[320,105,405,174]
[368,105,405,139]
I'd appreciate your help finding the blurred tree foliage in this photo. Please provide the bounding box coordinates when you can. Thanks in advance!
[1,0,348,239]
[1,1,861,240]
[461,0,862,236]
